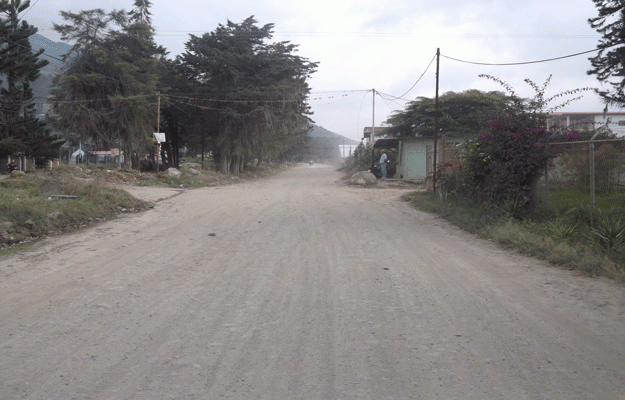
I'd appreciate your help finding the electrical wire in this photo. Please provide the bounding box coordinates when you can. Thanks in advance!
[0,33,65,64]
[376,91,407,110]
[355,90,371,136]
[308,92,366,108]
[17,0,40,22]
[165,93,310,104]
[384,53,437,101]
[441,48,599,66]
[378,94,400,113]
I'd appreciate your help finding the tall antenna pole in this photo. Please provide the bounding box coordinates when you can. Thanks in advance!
[433,49,440,194]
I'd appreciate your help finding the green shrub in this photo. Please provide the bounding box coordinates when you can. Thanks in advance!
[591,215,625,250]
[404,190,625,281]
[548,219,583,240]
[458,75,593,207]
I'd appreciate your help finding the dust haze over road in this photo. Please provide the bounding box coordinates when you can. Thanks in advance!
[1,163,624,399]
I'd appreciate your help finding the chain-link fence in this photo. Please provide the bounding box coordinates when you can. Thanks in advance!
[539,139,625,215]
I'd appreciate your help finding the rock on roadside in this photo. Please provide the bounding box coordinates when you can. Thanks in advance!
[166,168,182,177]
[349,171,377,185]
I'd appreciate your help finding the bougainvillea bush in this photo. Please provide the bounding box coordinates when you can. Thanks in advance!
[453,75,594,208]
[460,110,551,204]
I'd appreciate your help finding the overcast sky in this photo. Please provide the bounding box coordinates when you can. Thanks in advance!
[26,0,607,141]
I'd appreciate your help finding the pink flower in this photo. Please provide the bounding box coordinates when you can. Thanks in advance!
[567,131,581,141]
[530,128,546,137]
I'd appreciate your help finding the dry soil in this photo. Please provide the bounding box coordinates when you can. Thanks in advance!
[1,163,624,399]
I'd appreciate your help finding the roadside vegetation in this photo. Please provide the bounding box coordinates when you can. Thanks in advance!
[387,76,625,282]
[0,168,148,251]
[0,162,290,252]
[402,190,625,282]
[1,1,317,177]
[392,3,625,282]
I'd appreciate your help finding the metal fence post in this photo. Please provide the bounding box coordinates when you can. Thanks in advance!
[590,142,596,225]
[544,163,550,211]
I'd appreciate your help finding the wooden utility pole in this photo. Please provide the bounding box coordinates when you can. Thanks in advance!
[433,48,440,194]
[371,88,376,169]
[156,92,161,172]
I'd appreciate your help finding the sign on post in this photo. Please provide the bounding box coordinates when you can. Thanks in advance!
[153,132,166,143]
[153,132,166,171]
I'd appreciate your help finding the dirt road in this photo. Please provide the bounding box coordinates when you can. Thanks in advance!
[1,164,624,399]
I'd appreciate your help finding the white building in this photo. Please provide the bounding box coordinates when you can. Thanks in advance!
[548,112,625,137]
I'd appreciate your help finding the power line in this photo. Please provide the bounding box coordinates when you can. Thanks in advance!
[0,34,66,64]
[377,94,401,113]
[143,30,605,40]
[441,48,599,66]
[32,26,601,40]
[376,91,406,109]
[165,93,310,104]
[18,0,40,21]
[308,92,367,107]
[379,52,437,101]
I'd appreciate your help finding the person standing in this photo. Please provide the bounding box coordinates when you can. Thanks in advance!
[379,150,388,178]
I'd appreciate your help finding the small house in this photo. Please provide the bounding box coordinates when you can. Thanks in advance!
[373,136,463,180]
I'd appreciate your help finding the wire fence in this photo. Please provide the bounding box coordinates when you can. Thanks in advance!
[539,139,625,215]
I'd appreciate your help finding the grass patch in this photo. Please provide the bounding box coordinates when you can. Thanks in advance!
[549,186,625,216]
[0,172,149,252]
[401,192,500,237]
[0,162,292,254]
[402,191,625,282]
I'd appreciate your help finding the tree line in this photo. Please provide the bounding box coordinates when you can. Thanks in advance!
[0,0,318,172]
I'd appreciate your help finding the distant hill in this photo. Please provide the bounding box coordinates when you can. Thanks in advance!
[29,34,72,115]
[309,125,359,145]
[30,33,72,62]
[305,125,359,162]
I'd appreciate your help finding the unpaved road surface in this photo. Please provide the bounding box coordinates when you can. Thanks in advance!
[1,164,624,400]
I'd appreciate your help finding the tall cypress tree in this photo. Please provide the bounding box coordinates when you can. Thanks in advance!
[0,0,49,148]
[587,0,625,107]
[177,17,317,173]
[51,2,165,168]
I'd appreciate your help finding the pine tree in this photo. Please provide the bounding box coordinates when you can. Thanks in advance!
[587,0,625,107]
[51,3,165,168]
[0,0,49,145]
[129,0,153,25]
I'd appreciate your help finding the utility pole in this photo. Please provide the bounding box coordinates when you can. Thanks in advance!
[371,88,376,169]
[433,49,440,194]
[156,92,161,172]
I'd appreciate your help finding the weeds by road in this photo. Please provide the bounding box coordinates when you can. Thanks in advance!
[402,191,625,282]
[0,162,290,252]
